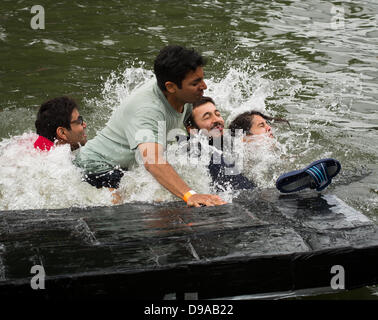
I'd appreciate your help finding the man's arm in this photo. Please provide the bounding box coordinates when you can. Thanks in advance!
[138,142,227,207]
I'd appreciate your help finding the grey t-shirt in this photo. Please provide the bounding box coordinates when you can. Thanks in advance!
[74,79,192,174]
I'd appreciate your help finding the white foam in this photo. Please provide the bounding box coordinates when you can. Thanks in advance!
[0,26,6,42]
[0,64,302,210]
[26,39,79,53]
[0,133,113,210]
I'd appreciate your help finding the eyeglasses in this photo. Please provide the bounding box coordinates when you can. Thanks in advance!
[71,115,85,125]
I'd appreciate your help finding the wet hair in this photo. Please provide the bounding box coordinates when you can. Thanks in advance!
[154,45,206,92]
[228,111,290,136]
[35,96,77,142]
[184,96,216,129]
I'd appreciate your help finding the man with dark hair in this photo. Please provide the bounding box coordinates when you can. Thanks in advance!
[34,96,87,151]
[181,96,255,191]
[154,45,206,95]
[74,45,226,207]
[184,96,220,132]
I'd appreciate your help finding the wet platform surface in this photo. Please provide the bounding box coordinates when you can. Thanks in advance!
[0,189,377,299]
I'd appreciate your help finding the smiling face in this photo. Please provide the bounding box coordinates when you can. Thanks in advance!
[57,108,87,150]
[249,114,273,138]
[67,108,87,149]
[188,101,225,138]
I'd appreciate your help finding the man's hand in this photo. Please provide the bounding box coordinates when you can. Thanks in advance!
[186,193,227,207]
[109,188,122,205]
[138,142,227,206]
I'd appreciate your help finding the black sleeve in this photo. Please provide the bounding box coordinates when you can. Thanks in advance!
[208,154,255,191]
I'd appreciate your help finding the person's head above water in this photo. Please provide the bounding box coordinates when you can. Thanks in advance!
[185,98,290,140]
[35,96,87,151]
[154,45,208,106]
[229,111,274,139]
[184,96,225,138]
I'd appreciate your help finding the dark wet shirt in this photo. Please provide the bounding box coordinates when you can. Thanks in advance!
[176,135,255,191]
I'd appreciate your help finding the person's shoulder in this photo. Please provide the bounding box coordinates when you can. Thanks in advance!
[121,79,165,111]
[126,78,157,101]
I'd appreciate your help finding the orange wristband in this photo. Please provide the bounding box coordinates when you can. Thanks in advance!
[183,190,196,202]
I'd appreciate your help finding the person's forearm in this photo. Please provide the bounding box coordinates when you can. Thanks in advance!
[137,143,226,206]
[144,162,191,199]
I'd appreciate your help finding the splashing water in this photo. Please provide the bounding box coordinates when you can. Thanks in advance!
[241,134,288,188]
[0,63,340,211]
[84,64,155,128]
[119,134,216,203]
[0,133,113,211]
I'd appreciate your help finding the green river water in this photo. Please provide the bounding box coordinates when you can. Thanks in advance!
[1,0,378,299]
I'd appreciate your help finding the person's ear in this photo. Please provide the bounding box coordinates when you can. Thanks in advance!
[165,81,177,94]
[56,126,68,141]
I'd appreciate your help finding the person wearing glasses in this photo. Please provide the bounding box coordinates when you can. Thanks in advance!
[33,96,87,151]
[33,96,124,204]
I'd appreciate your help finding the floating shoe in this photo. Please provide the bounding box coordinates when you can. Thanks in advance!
[276,158,341,193]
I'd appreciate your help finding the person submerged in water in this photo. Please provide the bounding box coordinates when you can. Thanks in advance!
[34,96,87,151]
[181,97,341,193]
[228,110,341,192]
[228,110,287,140]
[33,96,124,204]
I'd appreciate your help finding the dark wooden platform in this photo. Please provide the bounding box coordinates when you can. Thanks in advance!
[0,189,377,300]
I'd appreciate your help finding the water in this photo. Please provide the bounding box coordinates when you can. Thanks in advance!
[1,0,377,298]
